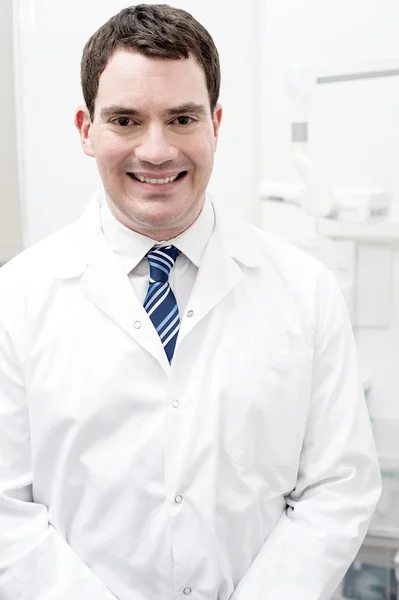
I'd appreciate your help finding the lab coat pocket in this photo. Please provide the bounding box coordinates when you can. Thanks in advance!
[224,354,310,467]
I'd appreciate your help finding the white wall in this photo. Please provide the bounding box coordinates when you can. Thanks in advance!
[13,0,262,248]
[0,0,22,263]
[260,0,399,418]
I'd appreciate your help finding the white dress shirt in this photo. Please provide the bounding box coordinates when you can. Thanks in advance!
[100,197,215,316]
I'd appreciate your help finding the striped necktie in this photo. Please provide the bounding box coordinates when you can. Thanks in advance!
[144,245,181,363]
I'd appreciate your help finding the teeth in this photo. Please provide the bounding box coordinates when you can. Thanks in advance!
[134,173,181,184]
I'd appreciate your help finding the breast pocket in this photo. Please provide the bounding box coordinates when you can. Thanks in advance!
[224,353,311,467]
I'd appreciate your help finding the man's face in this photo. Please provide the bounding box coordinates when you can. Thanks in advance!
[76,50,222,240]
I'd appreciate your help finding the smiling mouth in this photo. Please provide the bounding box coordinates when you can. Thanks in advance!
[127,171,187,185]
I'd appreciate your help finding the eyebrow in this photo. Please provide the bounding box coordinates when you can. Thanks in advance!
[166,103,208,117]
[100,102,208,120]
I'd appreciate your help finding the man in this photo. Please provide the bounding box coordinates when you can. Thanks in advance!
[0,4,381,600]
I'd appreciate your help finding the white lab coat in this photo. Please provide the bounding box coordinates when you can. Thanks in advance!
[0,193,381,600]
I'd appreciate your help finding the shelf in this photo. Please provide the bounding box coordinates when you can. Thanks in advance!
[366,528,399,547]
[316,218,399,242]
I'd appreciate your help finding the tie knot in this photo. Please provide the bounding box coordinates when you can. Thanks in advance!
[146,245,181,282]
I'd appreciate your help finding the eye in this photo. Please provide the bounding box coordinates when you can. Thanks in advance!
[173,116,195,126]
[113,117,133,127]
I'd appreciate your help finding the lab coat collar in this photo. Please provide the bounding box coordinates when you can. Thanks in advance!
[55,189,263,279]
[174,200,263,349]
[211,200,263,269]
[54,189,263,373]
[55,189,105,279]
[100,191,215,273]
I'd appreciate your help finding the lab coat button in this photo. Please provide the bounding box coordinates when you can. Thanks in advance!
[186,310,194,318]
[133,321,142,329]
[183,588,192,595]
[174,495,183,504]
[172,400,180,408]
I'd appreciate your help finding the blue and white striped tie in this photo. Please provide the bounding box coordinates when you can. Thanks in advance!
[144,245,181,363]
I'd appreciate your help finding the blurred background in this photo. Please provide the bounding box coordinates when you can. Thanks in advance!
[1,1,399,597]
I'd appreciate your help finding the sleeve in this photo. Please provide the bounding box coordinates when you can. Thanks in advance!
[0,312,117,599]
[231,267,382,600]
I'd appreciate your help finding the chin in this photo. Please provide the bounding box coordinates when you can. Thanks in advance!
[129,211,176,232]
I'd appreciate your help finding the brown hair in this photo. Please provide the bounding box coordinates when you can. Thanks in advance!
[81,4,221,121]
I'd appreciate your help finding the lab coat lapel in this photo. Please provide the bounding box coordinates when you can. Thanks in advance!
[81,236,170,372]
[177,209,256,345]
[57,192,260,373]
[58,195,169,373]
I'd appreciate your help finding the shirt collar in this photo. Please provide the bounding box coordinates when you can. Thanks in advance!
[100,192,215,273]
[54,189,262,280]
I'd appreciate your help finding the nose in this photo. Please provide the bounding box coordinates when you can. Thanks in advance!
[134,123,179,165]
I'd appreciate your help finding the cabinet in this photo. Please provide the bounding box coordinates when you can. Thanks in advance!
[333,532,399,600]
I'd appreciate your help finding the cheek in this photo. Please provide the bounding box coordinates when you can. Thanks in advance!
[186,137,215,170]
[95,136,132,168]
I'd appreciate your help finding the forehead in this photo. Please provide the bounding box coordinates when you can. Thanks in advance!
[96,50,209,111]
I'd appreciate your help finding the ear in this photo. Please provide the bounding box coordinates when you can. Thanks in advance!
[74,105,95,157]
[212,103,223,152]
